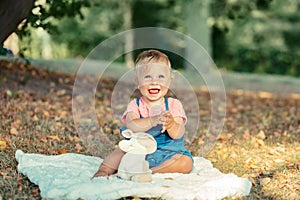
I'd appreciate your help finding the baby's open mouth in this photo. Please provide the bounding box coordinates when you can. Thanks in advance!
[148,88,160,94]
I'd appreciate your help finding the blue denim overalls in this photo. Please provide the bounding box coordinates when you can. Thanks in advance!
[131,97,193,168]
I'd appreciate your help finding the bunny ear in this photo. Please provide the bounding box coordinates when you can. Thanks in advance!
[119,140,131,152]
[121,129,133,139]
[136,133,157,154]
[145,135,157,154]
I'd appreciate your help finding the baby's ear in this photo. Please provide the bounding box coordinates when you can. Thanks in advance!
[170,69,175,80]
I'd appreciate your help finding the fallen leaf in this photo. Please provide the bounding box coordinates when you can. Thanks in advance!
[32,115,39,121]
[258,91,273,99]
[261,177,271,185]
[0,139,8,150]
[43,111,50,119]
[74,143,83,152]
[274,159,285,163]
[256,130,266,140]
[11,119,22,128]
[40,136,47,143]
[10,128,19,135]
[243,129,251,140]
[6,89,12,97]
[47,135,60,141]
[256,139,265,146]
[57,149,68,154]
[0,171,6,176]
[56,89,66,96]
[218,133,233,142]
[198,138,204,145]
[244,158,259,169]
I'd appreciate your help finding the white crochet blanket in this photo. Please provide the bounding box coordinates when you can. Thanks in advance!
[15,150,251,200]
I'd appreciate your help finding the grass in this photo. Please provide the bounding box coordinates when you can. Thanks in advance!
[0,59,299,199]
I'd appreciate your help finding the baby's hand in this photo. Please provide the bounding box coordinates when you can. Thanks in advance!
[161,111,175,131]
[149,113,165,127]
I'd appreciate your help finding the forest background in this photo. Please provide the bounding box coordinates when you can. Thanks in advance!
[2,0,300,77]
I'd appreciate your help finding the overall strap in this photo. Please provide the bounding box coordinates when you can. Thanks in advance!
[136,97,168,116]
[136,98,143,118]
[164,97,169,110]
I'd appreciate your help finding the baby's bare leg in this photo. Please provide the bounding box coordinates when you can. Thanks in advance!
[92,148,125,178]
[151,154,193,174]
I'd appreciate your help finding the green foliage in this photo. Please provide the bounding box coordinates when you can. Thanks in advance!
[50,1,124,57]
[17,0,90,39]
[211,0,300,77]
[50,0,186,58]
[18,0,300,76]
[227,48,300,76]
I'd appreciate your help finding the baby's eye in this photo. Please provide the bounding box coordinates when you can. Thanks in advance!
[158,75,165,79]
[144,75,151,79]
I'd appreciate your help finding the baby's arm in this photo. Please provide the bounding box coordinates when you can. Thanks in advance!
[125,112,163,132]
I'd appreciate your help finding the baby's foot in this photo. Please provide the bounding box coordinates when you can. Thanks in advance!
[92,164,113,179]
[92,170,109,179]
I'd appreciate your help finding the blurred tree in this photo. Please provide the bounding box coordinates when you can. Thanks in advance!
[0,0,90,56]
[123,0,134,67]
[210,0,300,76]
[17,0,90,38]
[50,1,124,57]
[12,0,299,76]
[0,0,35,44]
[50,0,186,66]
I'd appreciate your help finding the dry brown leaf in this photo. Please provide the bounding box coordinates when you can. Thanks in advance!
[11,119,22,128]
[6,89,12,97]
[56,89,66,96]
[258,91,273,99]
[32,115,39,122]
[74,143,83,152]
[218,133,233,142]
[10,128,19,135]
[40,136,47,143]
[47,135,60,141]
[0,139,8,150]
[198,138,204,145]
[274,159,285,163]
[43,111,50,119]
[256,130,266,140]
[57,149,68,154]
[261,177,271,185]
[243,129,251,140]
[256,139,265,146]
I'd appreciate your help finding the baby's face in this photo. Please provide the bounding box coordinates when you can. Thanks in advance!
[136,63,172,103]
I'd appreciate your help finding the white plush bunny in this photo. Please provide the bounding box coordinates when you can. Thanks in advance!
[117,129,157,182]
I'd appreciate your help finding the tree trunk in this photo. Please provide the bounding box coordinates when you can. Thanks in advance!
[123,0,134,68]
[185,0,212,70]
[0,0,35,44]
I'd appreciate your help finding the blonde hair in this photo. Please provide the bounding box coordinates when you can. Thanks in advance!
[135,49,171,68]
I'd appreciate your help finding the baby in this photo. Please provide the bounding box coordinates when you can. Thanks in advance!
[93,49,193,178]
